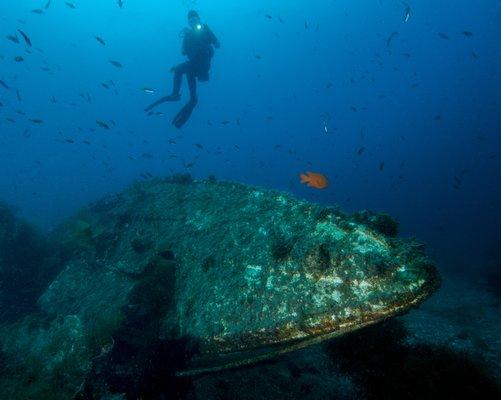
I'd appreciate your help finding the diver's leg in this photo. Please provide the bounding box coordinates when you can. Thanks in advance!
[172,72,198,129]
[144,63,189,112]
[144,95,175,112]
[187,71,198,105]
[171,63,189,97]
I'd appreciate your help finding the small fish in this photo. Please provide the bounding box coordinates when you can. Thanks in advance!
[45,0,51,9]
[109,60,123,68]
[16,90,22,101]
[14,56,24,62]
[265,14,273,20]
[142,87,155,94]
[65,2,76,9]
[401,1,411,23]
[117,0,124,9]
[17,30,31,46]
[221,120,231,125]
[95,36,106,46]
[357,147,365,156]
[65,138,75,144]
[462,31,473,37]
[255,54,262,60]
[6,35,19,44]
[101,82,110,89]
[29,119,44,124]
[386,32,398,47]
[195,143,204,150]
[79,92,92,103]
[96,120,110,129]
[300,171,329,189]
[0,80,9,89]
[379,162,385,171]
[32,9,44,14]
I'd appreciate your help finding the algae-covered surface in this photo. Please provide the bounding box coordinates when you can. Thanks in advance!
[0,177,439,399]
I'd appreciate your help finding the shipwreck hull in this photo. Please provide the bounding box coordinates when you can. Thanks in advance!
[182,274,437,375]
[0,177,439,398]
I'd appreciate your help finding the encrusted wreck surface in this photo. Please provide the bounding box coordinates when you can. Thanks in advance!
[0,177,439,398]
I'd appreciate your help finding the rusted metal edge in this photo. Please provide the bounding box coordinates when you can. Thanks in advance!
[177,278,438,377]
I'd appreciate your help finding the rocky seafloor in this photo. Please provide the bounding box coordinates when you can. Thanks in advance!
[0,175,498,399]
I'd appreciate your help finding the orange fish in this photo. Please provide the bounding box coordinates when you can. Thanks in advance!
[300,171,329,189]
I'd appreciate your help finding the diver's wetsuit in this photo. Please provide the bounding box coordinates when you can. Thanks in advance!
[145,24,219,128]
[175,24,219,99]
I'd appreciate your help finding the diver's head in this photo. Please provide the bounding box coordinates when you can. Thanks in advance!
[188,10,202,31]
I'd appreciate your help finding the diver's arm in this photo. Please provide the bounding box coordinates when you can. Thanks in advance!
[182,36,188,55]
[206,25,220,48]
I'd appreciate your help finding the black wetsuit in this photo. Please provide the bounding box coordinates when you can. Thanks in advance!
[144,24,219,128]
[172,24,219,108]
[169,25,219,127]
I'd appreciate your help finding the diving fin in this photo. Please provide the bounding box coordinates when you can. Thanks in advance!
[172,101,196,129]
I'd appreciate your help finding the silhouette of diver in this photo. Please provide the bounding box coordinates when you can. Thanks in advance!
[145,10,220,128]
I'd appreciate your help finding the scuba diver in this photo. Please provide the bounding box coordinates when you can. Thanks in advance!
[145,10,220,128]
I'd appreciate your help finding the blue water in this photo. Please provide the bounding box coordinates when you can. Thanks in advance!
[0,0,500,274]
